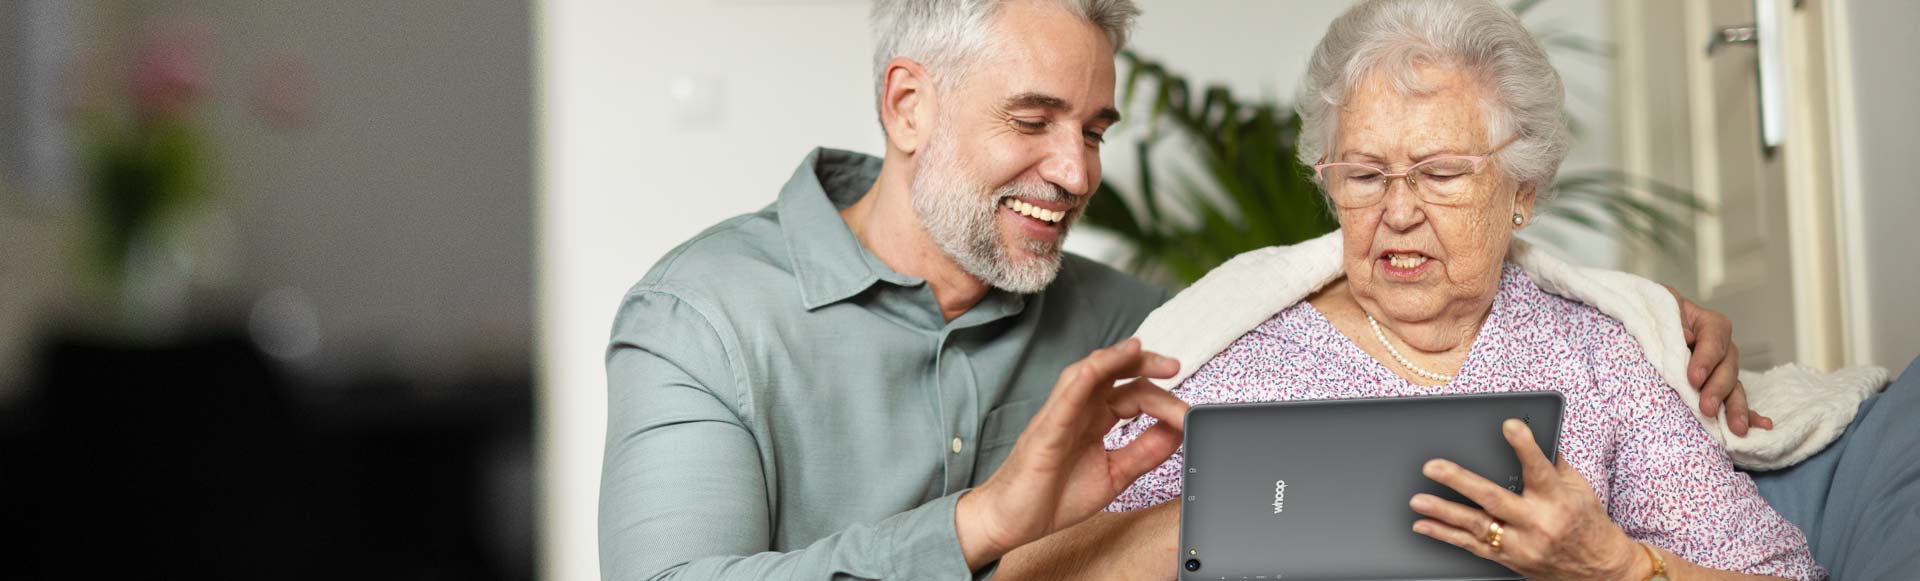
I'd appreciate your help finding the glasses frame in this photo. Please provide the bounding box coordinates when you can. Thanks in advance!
[1311,133,1523,208]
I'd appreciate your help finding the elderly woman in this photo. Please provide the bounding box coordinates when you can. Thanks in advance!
[1000,1,1822,579]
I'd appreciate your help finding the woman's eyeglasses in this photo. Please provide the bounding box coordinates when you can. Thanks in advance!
[1311,133,1522,209]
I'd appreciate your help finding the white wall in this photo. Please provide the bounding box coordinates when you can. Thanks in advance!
[1838,0,1920,372]
[535,1,1615,579]
[536,3,877,579]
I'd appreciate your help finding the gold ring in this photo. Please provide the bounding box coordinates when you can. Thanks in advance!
[1485,520,1505,551]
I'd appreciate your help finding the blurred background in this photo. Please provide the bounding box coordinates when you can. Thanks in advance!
[3,1,1914,580]
[2,0,533,579]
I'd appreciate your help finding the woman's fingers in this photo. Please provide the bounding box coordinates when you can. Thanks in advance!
[1409,494,1497,536]
[1501,419,1556,485]
[1412,518,1500,562]
[1422,459,1524,520]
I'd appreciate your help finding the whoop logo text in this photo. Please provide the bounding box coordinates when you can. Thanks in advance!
[1272,480,1287,514]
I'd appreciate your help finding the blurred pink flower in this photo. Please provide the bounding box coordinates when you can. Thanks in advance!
[130,25,212,119]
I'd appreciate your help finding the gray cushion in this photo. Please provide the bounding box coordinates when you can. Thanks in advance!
[1750,356,1920,580]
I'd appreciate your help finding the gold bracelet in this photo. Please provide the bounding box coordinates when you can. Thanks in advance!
[1638,542,1669,581]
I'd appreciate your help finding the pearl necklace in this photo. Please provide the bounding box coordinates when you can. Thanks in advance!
[1367,314,1454,383]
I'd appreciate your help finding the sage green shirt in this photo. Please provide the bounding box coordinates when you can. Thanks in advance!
[599,148,1170,580]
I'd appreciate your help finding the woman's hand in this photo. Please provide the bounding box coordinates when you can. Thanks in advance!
[1408,419,1644,580]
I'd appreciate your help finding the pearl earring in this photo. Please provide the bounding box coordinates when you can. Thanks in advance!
[1512,213,1524,226]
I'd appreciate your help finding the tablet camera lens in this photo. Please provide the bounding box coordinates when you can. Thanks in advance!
[1184,558,1201,572]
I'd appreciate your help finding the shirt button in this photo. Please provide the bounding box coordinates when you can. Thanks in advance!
[951,437,964,454]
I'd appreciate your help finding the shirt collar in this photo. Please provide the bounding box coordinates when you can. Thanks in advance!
[779,147,920,309]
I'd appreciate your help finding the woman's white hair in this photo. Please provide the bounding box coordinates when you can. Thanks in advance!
[1297,0,1571,194]
[869,0,1141,124]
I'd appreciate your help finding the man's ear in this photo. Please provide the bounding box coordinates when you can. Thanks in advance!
[879,57,937,155]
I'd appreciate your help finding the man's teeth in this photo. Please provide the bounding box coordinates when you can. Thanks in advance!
[1387,253,1429,269]
[1004,198,1066,224]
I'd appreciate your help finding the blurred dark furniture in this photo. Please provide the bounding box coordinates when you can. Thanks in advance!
[0,331,533,581]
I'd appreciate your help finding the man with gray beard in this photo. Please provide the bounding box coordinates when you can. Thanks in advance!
[597,1,1755,579]
[910,119,1082,294]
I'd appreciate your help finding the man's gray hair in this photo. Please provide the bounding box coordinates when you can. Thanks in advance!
[870,0,1141,121]
[1296,0,1571,193]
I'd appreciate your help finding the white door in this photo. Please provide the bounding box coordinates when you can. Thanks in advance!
[1618,0,1847,370]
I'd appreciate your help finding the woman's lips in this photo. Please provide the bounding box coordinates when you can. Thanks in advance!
[1379,250,1434,278]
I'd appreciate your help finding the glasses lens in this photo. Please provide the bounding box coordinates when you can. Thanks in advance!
[1325,165,1387,207]
[1413,158,1479,202]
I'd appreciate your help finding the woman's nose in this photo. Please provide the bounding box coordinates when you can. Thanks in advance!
[1380,178,1427,230]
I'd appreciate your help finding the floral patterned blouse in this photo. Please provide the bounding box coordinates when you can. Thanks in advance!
[1105,263,1823,580]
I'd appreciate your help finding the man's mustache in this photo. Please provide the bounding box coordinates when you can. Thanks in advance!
[993,182,1080,216]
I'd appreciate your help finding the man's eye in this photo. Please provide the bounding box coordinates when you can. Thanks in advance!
[1013,119,1047,132]
[1084,130,1106,145]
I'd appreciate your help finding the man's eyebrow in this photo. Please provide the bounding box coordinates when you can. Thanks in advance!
[1002,92,1124,125]
[1003,92,1070,111]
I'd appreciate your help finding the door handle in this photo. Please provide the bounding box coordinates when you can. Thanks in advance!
[1704,0,1786,150]
[1706,26,1759,54]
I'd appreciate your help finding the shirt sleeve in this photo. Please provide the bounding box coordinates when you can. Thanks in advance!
[1599,333,1826,581]
[598,288,988,580]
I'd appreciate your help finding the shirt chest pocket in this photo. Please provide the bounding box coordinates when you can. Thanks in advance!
[971,398,1043,483]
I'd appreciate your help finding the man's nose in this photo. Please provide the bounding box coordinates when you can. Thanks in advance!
[1036,131,1093,196]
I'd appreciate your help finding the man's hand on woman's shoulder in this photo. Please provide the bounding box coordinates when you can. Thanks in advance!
[1665,286,1774,436]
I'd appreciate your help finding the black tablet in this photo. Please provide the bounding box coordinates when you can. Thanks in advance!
[1176,391,1564,580]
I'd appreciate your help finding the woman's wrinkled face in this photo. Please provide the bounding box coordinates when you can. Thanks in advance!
[1330,63,1536,323]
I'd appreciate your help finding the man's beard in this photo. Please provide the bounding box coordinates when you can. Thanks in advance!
[909,133,1079,294]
